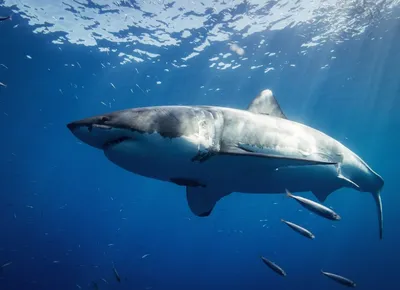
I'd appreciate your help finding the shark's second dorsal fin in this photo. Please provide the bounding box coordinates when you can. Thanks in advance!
[247,89,287,119]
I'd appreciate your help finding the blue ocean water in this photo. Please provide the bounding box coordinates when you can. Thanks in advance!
[0,1,399,289]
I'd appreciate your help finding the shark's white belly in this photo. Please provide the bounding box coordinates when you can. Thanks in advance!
[104,133,341,194]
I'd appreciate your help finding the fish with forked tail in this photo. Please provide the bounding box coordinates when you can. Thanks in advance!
[0,15,12,21]
[260,256,286,276]
[286,189,341,221]
[281,219,315,239]
[321,270,356,287]
[112,262,121,282]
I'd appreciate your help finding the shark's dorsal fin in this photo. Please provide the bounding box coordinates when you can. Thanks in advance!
[247,89,287,119]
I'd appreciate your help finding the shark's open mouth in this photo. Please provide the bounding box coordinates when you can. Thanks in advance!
[103,137,133,150]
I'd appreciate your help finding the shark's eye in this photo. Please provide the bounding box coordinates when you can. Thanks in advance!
[100,116,110,123]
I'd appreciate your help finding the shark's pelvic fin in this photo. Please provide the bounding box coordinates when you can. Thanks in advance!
[219,144,337,168]
[186,186,230,217]
[247,89,287,119]
[372,191,383,239]
[312,188,338,203]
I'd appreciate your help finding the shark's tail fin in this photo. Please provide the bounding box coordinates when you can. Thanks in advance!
[372,191,383,240]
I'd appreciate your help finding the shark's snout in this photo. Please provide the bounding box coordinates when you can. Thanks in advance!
[67,114,124,149]
[66,122,75,131]
[67,115,111,132]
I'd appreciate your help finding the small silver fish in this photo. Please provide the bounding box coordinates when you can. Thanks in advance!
[321,270,356,287]
[0,15,11,21]
[0,82,6,88]
[1,261,12,268]
[286,189,341,221]
[112,263,121,282]
[260,256,286,276]
[281,219,315,239]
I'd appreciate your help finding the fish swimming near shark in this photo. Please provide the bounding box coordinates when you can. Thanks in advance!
[281,219,315,239]
[260,256,286,276]
[0,15,12,21]
[285,189,341,221]
[67,89,384,239]
[321,270,356,287]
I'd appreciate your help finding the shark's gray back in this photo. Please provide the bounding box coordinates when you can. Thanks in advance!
[115,104,346,165]
[105,106,215,139]
[200,106,345,164]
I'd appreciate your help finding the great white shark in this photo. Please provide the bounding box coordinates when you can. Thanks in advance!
[67,89,384,239]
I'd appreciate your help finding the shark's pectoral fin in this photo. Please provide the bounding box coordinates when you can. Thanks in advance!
[219,144,337,168]
[372,191,383,240]
[247,89,287,119]
[186,186,230,217]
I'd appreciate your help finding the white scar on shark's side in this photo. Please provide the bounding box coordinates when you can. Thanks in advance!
[67,89,384,239]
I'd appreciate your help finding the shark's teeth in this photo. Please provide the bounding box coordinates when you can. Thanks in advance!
[93,124,112,130]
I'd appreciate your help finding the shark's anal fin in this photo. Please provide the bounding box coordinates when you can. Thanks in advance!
[312,179,352,202]
[220,144,337,168]
[186,186,230,217]
[247,89,287,119]
[372,191,383,240]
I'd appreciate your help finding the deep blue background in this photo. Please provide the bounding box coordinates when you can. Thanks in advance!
[0,5,399,290]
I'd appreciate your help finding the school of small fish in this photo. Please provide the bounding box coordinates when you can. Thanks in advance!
[260,189,356,287]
